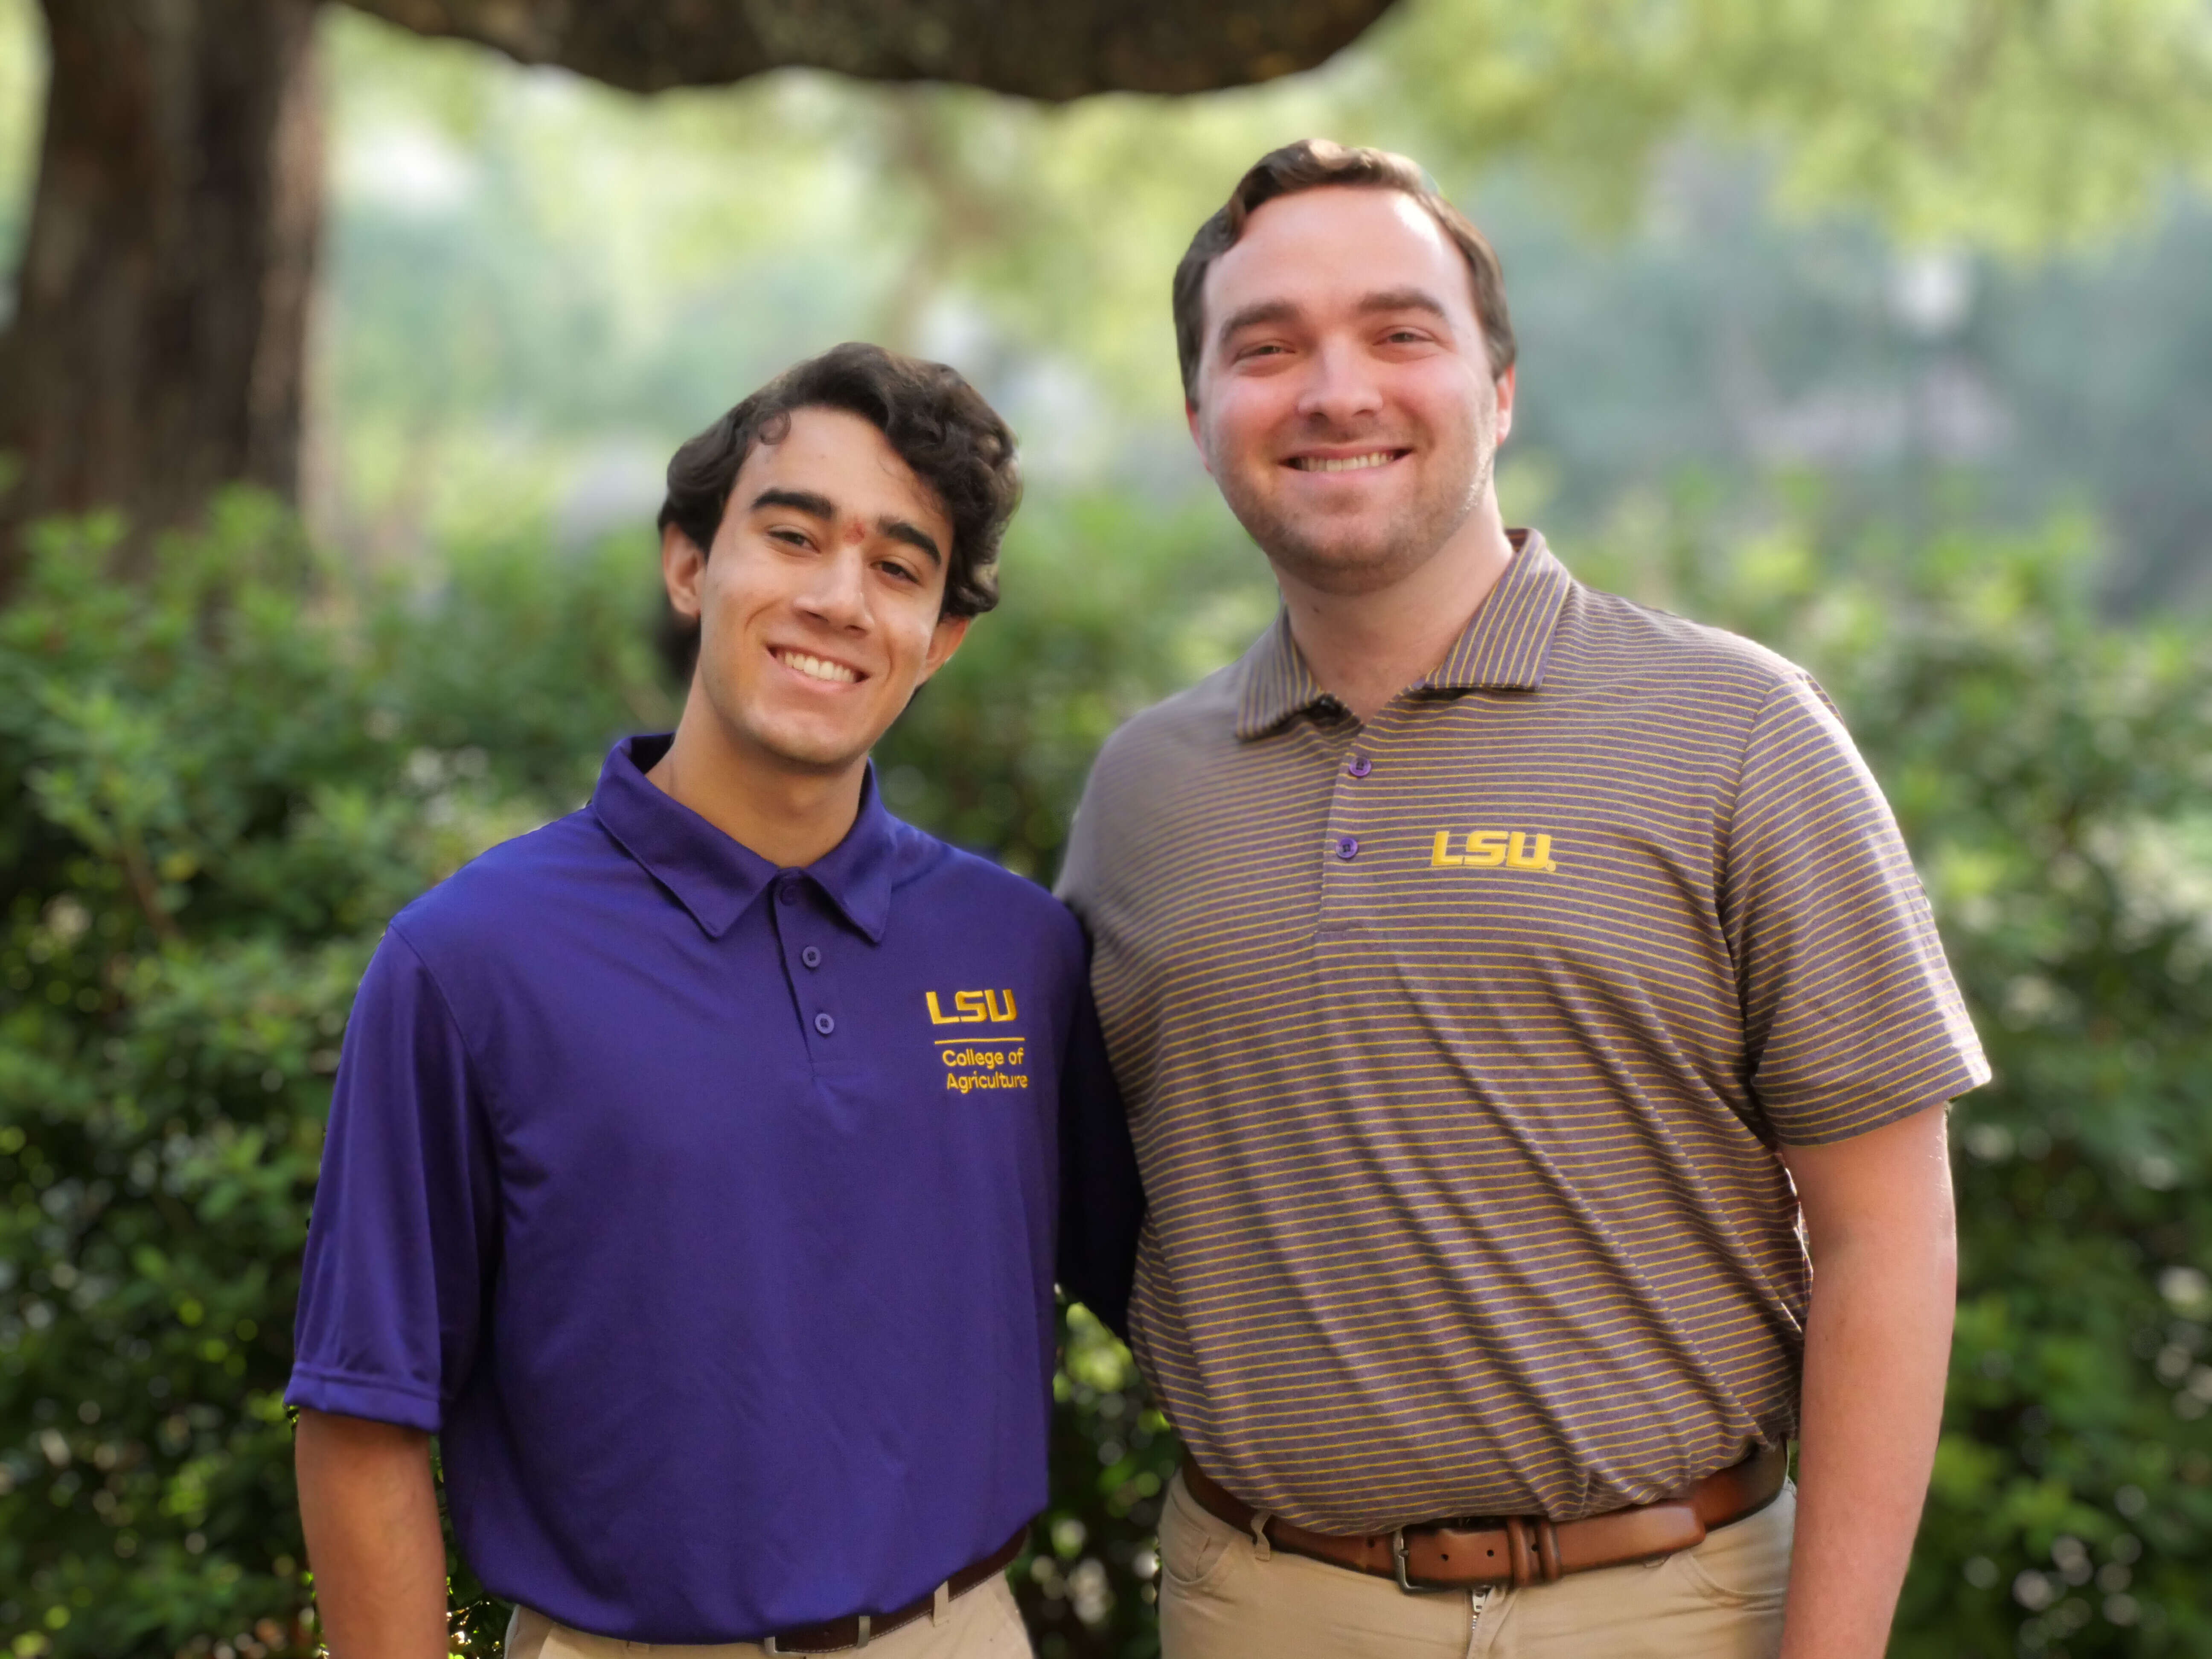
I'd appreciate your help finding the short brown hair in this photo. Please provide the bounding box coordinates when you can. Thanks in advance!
[658,342,1021,620]
[1172,140,1517,404]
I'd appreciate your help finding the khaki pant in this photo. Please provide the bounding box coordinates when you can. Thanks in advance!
[506,1575,1032,1659]
[1158,1470,1794,1659]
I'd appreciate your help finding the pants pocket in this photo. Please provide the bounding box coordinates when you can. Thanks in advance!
[1158,1471,1243,1592]
[1672,1481,1796,1610]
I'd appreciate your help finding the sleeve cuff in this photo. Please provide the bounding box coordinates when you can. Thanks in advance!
[1770,1075,1983,1149]
[285,1363,444,1433]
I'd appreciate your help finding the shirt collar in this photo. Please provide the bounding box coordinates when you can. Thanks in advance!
[589,735,899,943]
[1234,529,1573,740]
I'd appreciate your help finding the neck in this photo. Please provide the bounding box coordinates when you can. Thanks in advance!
[1275,498,1519,724]
[646,690,865,870]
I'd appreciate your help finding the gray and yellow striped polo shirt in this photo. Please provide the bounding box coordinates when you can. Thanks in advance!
[1059,530,1987,1536]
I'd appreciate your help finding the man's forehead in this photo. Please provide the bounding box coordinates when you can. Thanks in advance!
[744,407,894,476]
[1207,187,1469,320]
[739,409,939,510]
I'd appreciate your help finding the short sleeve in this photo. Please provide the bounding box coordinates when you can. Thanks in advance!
[1725,674,1990,1144]
[1056,980,1144,1342]
[286,925,501,1430]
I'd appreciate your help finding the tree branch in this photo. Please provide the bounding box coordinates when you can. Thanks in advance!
[332,0,1403,100]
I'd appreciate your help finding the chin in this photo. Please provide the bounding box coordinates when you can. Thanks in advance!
[741,713,873,774]
[1266,527,1424,595]
[774,736,871,773]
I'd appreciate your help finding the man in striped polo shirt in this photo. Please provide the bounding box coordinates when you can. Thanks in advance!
[1059,142,1989,1659]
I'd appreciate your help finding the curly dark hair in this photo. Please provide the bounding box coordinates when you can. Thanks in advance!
[1173,140,1516,404]
[657,342,1021,620]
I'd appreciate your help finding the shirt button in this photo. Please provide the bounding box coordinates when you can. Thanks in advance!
[1335,836,1359,861]
[1346,755,1372,778]
[777,882,798,906]
[801,946,822,969]
[814,1012,835,1036]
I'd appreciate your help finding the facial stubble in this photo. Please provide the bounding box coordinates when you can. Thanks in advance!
[1209,397,1500,599]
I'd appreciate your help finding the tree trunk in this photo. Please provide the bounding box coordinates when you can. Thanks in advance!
[0,0,322,593]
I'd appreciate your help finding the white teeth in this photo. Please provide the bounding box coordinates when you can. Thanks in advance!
[1294,452,1397,472]
[777,651,858,684]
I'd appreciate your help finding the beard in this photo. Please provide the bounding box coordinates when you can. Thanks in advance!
[1211,422,1497,598]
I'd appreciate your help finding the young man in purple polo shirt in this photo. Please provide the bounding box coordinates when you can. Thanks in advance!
[288,343,1135,1656]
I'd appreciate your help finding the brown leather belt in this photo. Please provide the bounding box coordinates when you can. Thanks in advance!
[762,1525,1027,1653]
[1182,1446,1787,1591]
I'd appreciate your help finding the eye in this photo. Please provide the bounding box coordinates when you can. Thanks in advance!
[766,525,815,550]
[877,558,921,585]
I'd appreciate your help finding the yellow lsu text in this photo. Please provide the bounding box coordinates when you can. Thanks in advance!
[1429,830,1557,873]
[925,989,1019,1025]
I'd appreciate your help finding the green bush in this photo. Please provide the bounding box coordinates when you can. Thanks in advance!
[0,498,664,1655]
[2,489,2206,1659]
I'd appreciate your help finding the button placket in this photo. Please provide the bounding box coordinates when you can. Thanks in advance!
[770,873,839,1058]
[1320,724,1383,935]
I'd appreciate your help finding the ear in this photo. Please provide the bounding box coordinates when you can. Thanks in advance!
[1185,399,1215,477]
[661,523,708,620]
[1491,364,1518,448]
[917,612,971,687]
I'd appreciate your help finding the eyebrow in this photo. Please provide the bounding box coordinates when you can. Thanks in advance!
[751,488,942,567]
[1215,299,1299,349]
[1214,287,1455,352]
[751,488,835,519]
[877,517,943,566]
[1357,286,1451,322]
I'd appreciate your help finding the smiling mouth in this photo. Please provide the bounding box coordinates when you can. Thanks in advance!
[1288,450,1406,472]
[773,648,863,685]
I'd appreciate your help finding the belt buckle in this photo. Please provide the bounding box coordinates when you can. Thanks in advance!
[1391,1529,1436,1595]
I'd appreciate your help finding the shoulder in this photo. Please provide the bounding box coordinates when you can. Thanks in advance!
[1077,656,1244,833]
[385,808,612,971]
[889,819,1085,966]
[1551,587,1889,815]
[1554,582,1810,704]
[1100,657,1242,767]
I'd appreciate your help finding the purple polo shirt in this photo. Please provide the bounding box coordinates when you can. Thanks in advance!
[288,735,1123,1641]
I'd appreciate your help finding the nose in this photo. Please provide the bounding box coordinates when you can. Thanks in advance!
[797,543,871,632]
[1295,337,1383,428]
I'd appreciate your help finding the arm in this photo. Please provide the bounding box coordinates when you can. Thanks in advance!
[295,1409,449,1659]
[288,929,500,1654]
[1774,1103,1957,1659]
[1056,979,1145,1340]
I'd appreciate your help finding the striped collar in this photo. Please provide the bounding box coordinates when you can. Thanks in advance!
[1235,529,1574,740]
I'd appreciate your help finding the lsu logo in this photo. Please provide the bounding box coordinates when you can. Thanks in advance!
[1430,830,1558,873]
[926,989,1019,1025]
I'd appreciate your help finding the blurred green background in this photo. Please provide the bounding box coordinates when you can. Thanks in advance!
[2,0,2210,1655]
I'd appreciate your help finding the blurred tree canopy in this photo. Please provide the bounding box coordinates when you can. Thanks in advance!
[4,0,2212,588]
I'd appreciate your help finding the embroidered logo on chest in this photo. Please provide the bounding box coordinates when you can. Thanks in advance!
[925,989,1018,1025]
[1429,830,1558,873]
[926,989,1030,1093]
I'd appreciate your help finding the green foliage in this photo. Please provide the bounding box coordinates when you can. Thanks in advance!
[252,0,2212,562]
[0,497,664,1656]
[1378,0,2212,247]
[1017,1306,1179,1659]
